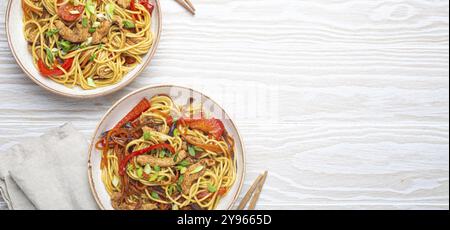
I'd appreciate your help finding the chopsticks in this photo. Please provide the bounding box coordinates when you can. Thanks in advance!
[237,171,268,210]
[175,0,196,15]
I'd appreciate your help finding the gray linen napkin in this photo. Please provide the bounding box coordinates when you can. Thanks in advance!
[0,123,98,210]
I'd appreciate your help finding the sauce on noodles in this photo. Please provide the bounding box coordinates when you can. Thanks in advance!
[96,95,237,210]
[22,0,154,89]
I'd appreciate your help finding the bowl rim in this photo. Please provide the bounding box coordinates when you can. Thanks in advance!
[5,0,163,99]
[87,84,247,210]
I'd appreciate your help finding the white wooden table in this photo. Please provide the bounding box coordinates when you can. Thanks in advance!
[0,0,448,210]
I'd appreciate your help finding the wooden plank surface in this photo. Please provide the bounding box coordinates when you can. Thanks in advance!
[0,0,448,210]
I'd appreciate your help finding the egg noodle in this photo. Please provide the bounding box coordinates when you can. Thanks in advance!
[96,95,237,210]
[22,0,154,89]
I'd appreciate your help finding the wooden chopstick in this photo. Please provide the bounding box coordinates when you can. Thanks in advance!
[248,171,268,210]
[237,174,263,210]
[184,0,196,11]
[175,0,196,15]
[237,171,268,210]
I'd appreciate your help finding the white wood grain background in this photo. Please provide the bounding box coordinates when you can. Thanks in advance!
[0,0,448,210]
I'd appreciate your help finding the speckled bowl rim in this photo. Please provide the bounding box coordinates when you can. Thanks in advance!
[5,0,162,99]
[87,84,246,210]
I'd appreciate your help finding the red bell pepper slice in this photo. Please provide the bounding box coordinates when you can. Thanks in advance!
[139,0,154,15]
[37,58,74,77]
[119,143,175,175]
[130,0,154,20]
[130,0,136,10]
[113,98,151,130]
[217,187,227,196]
[180,118,225,140]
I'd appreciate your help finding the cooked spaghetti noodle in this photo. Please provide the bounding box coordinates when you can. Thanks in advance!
[96,95,237,210]
[22,0,154,89]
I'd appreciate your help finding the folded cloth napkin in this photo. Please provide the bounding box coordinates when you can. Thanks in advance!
[0,123,98,210]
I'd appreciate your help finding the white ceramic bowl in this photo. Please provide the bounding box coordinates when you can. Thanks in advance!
[87,85,246,210]
[5,0,162,98]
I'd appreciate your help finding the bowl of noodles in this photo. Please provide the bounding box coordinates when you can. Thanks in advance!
[6,0,162,98]
[88,85,246,210]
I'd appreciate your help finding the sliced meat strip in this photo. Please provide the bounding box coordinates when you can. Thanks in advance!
[115,0,131,9]
[140,203,158,210]
[92,20,111,45]
[127,36,146,45]
[136,150,188,167]
[184,135,225,154]
[181,159,216,195]
[181,141,188,151]
[111,192,158,210]
[55,20,89,43]
[112,201,157,210]
[111,192,122,201]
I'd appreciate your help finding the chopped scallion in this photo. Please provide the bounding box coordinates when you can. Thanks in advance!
[144,164,152,174]
[188,146,196,157]
[178,160,190,167]
[136,167,143,178]
[151,191,159,199]
[191,165,204,174]
[89,53,96,62]
[143,131,151,140]
[208,184,217,193]
[45,47,54,63]
[82,18,88,28]
[87,77,96,87]
[123,20,135,29]
[45,29,59,37]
